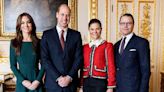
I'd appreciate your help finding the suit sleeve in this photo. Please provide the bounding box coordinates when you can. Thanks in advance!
[68,32,83,78]
[106,43,116,88]
[10,42,25,83]
[41,32,60,80]
[139,40,151,92]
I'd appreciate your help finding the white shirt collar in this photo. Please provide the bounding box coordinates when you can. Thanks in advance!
[119,32,133,53]
[89,38,105,47]
[123,32,133,44]
[56,25,68,33]
[56,25,68,41]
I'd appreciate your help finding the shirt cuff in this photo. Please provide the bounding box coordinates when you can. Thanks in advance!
[56,76,62,82]
[67,75,73,82]
[107,86,116,89]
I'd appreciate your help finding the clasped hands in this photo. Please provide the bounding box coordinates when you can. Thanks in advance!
[22,80,40,90]
[57,75,72,87]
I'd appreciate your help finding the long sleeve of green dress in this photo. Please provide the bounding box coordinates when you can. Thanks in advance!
[10,43,25,83]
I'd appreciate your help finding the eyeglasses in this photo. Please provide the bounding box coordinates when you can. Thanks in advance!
[119,22,133,26]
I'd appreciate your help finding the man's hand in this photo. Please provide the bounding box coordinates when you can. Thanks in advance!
[57,75,72,87]
[78,88,83,92]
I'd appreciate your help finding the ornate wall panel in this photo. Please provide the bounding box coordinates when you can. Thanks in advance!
[138,1,155,64]
[116,0,134,40]
[69,0,78,30]
[138,1,155,92]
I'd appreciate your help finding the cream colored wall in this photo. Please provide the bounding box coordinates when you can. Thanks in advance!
[159,1,164,90]
[0,41,11,73]
[0,41,9,58]
[78,0,89,44]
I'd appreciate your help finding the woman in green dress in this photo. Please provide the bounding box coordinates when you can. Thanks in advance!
[10,12,44,92]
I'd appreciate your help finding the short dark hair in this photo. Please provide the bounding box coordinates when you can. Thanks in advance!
[119,13,134,24]
[88,18,102,28]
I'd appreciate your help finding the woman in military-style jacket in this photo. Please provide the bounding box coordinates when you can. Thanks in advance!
[80,19,116,92]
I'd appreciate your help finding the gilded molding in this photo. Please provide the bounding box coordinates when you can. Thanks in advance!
[121,2,128,15]
[69,0,78,30]
[138,1,155,64]
[118,0,132,1]
[90,0,98,19]
[140,3,151,39]
[0,0,77,40]
[0,57,8,63]
[138,1,156,91]
[105,0,109,41]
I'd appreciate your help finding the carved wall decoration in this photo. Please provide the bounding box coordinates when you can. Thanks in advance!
[139,1,155,92]
[121,2,128,15]
[138,1,154,65]
[140,3,151,39]
[69,0,78,30]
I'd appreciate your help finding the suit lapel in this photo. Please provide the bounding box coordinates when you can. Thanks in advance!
[115,40,122,65]
[123,34,136,54]
[52,27,64,53]
[116,40,121,55]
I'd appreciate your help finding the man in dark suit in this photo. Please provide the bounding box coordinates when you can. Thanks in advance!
[114,13,151,92]
[41,4,83,92]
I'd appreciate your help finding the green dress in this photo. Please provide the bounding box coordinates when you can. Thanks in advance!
[10,42,44,92]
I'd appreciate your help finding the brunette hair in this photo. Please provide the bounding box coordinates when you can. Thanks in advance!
[11,12,39,55]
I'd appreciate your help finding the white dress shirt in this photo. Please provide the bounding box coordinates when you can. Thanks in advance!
[119,32,134,53]
[56,25,68,41]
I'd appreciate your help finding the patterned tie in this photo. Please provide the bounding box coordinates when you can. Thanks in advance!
[120,37,126,54]
[60,30,64,50]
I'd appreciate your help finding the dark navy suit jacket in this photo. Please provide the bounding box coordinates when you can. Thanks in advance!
[114,34,151,92]
[41,27,83,92]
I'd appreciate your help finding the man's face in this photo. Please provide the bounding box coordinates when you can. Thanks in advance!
[56,5,70,29]
[119,16,134,36]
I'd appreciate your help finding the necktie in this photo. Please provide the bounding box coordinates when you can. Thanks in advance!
[60,30,64,50]
[120,37,126,54]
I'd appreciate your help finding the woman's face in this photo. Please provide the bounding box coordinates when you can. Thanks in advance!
[89,23,102,41]
[20,16,32,34]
